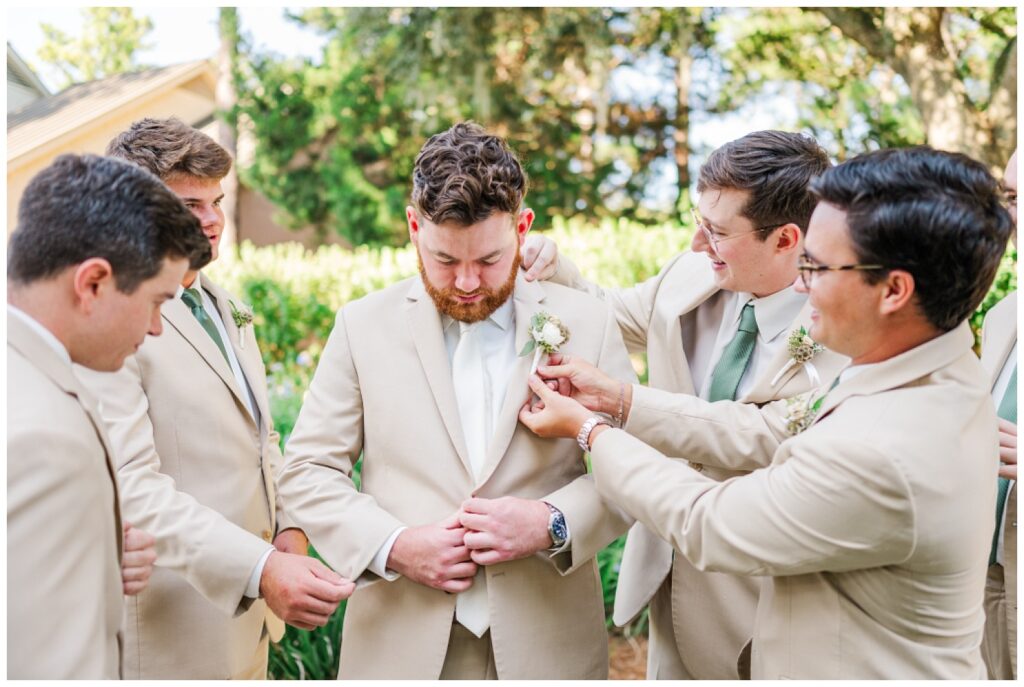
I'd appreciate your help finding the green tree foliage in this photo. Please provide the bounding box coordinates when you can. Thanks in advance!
[715,7,1016,167]
[36,7,153,89]
[232,8,723,245]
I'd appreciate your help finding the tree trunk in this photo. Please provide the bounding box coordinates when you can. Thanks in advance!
[217,8,241,254]
[672,11,693,211]
[817,7,1015,169]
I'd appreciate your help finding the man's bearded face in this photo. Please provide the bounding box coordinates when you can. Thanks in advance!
[418,242,521,323]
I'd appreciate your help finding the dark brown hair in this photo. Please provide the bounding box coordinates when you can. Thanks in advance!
[105,117,232,182]
[9,154,211,292]
[411,122,527,226]
[810,146,1012,332]
[697,130,831,240]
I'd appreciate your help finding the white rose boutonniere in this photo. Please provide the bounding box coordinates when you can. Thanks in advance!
[229,300,254,349]
[770,326,825,388]
[519,311,570,375]
[784,390,827,436]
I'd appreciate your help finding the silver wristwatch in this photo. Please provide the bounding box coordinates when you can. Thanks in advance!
[576,415,611,452]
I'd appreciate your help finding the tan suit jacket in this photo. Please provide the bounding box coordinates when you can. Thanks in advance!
[980,290,1017,678]
[7,311,124,679]
[552,250,847,677]
[75,275,289,679]
[591,322,994,679]
[278,274,636,679]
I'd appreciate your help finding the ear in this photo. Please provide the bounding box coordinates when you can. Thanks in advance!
[878,269,916,316]
[773,223,802,255]
[516,208,535,245]
[406,206,420,245]
[72,258,115,314]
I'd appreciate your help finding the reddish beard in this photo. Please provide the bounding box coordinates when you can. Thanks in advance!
[418,246,522,323]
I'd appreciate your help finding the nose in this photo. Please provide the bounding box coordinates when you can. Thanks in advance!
[454,264,481,294]
[149,309,163,337]
[691,226,710,254]
[193,205,220,229]
[793,272,808,294]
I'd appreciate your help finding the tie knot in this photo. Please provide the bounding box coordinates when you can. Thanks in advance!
[181,287,203,309]
[738,302,758,334]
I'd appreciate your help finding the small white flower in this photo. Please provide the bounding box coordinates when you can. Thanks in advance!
[539,321,566,348]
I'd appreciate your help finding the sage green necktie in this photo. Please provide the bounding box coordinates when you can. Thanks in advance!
[181,287,230,366]
[990,365,1016,566]
[708,302,758,402]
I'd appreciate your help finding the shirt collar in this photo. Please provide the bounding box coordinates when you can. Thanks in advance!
[8,304,72,365]
[442,296,515,333]
[734,285,806,343]
[177,271,202,299]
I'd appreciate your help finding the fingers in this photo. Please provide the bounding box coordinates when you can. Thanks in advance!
[308,558,344,585]
[440,512,464,530]
[527,374,556,402]
[999,445,1017,464]
[439,576,475,593]
[470,549,504,566]
[463,530,495,550]
[444,561,479,580]
[458,510,489,531]
[123,526,155,552]
[999,418,1018,436]
[998,464,1018,480]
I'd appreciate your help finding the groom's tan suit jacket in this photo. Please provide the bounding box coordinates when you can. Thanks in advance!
[551,250,847,677]
[7,311,124,679]
[980,290,1017,677]
[591,322,994,679]
[278,274,636,679]
[76,274,290,679]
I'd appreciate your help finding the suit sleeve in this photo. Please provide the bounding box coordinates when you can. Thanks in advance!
[550,254,677,354]
[7,425,116,678]
[623,384,791,471]
[77,357,271,616]
[276,308,405,584]
[590,427,916,576]
[542,305,638,573]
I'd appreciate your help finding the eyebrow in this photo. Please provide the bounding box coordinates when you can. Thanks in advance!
[180,193,225,203]
[801,249,820,264]
[432,248,504,262]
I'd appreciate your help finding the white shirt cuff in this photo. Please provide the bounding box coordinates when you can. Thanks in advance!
[245,546,276,599]
[367,527,406,580]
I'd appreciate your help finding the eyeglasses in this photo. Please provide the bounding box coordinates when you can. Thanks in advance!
[797,256,888,289]
[690,207,782,251]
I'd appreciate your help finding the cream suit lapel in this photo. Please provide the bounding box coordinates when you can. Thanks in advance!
[742,299,816,402]
[204,278,265,426]
[405,277,475,479]
[814,322,975,426]
[475,275,544,488]
[7,313,124,560]
[162,294,251,417]
[982,291,1017,386]
[647,259,719,395]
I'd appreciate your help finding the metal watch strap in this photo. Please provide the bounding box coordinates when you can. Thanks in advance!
[577,415,611,452]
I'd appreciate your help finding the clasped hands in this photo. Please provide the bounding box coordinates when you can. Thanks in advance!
[386,497,553,593]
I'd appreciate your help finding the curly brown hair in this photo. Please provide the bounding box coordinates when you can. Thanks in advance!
[105,117,232,182]
[411,122,527,226]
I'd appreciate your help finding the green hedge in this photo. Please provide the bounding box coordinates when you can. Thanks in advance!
[207,218,1015,679]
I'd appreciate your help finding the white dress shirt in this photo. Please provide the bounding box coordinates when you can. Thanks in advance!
[696,286,808,400]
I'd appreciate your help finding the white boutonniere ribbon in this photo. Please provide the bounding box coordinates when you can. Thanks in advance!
[771,326,824,388]
[229,300,254,350]
[519,312,570,375]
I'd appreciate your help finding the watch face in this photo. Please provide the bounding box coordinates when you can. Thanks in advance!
[552,513,568,543]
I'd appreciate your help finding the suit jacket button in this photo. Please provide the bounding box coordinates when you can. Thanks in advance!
[261,530,273,542]
[691,462,704,473]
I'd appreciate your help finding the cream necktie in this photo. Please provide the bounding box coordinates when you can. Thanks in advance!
[451,321,489,636]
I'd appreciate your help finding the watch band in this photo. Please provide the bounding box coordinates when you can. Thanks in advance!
[577,415,611,452]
